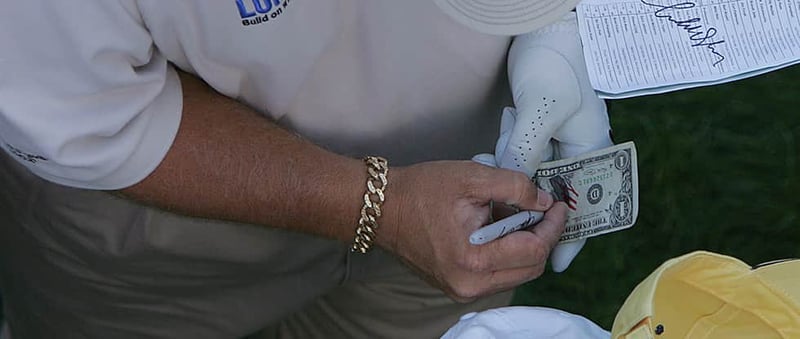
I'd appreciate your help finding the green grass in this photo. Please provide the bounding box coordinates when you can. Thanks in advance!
[512,64,800,329]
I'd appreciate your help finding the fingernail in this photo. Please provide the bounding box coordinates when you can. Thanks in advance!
[537,189,553,209]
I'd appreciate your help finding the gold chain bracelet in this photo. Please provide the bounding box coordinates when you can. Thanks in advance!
[351,156,389,254]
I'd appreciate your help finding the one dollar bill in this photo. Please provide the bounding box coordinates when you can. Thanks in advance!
[535,141,639,243]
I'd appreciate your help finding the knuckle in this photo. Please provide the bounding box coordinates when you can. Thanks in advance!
[510,171,530,184]
[463,254,490,273]
[461,166,487,193]
[477,165,498,185]
[529,265,546,280]
[454,296,478,304]
[450,283,483,301]
[530,237,551,263]
[510,172,532,201]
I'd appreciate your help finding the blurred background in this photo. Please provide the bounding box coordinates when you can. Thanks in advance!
[514,64,800,329]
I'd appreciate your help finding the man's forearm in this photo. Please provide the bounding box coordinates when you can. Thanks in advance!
[121,71,365,242]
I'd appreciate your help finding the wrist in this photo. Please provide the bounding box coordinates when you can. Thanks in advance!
[351,156,391,254]
[372,164,411,254]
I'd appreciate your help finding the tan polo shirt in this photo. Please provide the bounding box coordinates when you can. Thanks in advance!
[0,0,513,189]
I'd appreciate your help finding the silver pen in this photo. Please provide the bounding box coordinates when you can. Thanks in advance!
[469,210,545,245]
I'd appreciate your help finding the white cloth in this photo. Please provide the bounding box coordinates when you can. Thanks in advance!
[442,306,610,339]
[0,0,513,189]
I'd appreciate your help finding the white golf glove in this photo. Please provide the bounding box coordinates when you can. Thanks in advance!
[473,13,613,272]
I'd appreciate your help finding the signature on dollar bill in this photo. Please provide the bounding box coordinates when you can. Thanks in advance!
[469,142,639,245]
[535,142,638,243]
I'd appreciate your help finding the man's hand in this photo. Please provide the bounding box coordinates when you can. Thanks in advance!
[378,161,567,302]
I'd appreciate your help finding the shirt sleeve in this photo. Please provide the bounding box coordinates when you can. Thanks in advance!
[0,0,182,190]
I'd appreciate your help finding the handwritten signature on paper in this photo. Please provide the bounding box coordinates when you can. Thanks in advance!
[640,0,726,67]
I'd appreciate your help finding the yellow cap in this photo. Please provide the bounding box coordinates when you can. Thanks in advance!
[612,251,800,339]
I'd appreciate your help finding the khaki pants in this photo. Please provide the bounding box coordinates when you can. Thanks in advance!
[0,153,510,339]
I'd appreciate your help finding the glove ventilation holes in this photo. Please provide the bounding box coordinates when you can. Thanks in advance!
[512,96,555,169]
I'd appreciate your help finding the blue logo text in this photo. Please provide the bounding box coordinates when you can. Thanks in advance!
[236,0,282,18]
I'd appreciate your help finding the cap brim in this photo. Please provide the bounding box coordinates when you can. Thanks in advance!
[434,0,581,36]
[611,251,800,338]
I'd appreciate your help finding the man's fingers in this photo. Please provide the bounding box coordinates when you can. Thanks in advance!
[491,202,519,221]
[479,168,553,212]
[474,202,567,271]
[450,265,547,302]
[477,233,550,272]
[486,266,546,294]
[451,211,567,300]
[528,202,569,249]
